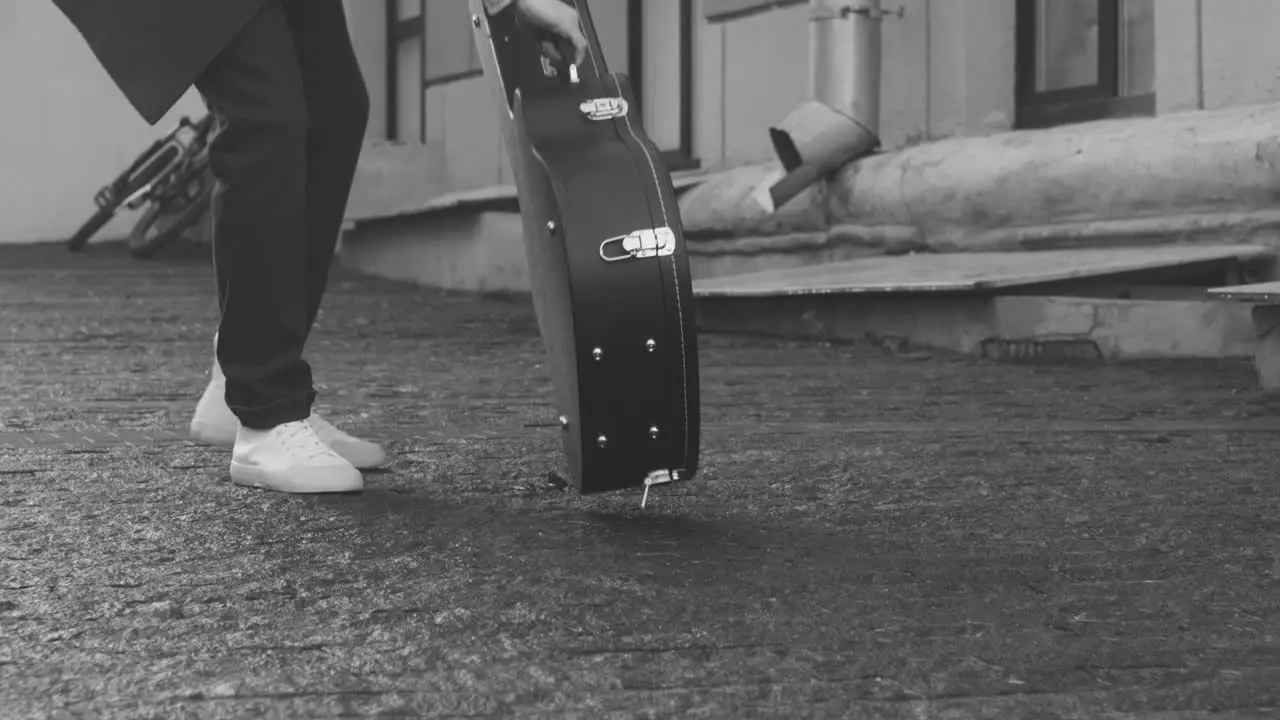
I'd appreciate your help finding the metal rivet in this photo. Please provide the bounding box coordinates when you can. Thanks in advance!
[471,14,481,27]
[596,435,608,449]
[645,339,656,352]
[649,425,659,439]
[546,220,557,233]
[558,415,568,429]
[592,347,603,361]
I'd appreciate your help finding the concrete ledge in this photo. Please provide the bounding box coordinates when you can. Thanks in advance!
[678,102,1280,265]
[343,103,1280,286]
[677,163,829,239]
[695,293,998,354]
[833,102,1280,253]
[346,142,450,223]
[695,293,1259,361]
[688,236,893,281]
[339,211,529,293]
[1251,305,1280,391]
[992,296,1257,360]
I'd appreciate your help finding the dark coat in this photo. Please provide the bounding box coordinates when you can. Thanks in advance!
[51,0,265,125]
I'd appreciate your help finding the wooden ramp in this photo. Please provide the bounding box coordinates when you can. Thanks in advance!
[1207,280,1280,302]
[692,245,1271,298]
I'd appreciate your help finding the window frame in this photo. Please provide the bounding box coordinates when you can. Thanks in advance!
[384,0,426,142]
[627,0,699,171]
[1014,0,1155,130]
[383,0,699,169]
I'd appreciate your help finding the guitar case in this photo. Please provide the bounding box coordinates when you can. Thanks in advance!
[468,0,701,497]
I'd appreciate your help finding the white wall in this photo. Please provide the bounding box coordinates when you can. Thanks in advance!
[343,0,388,142]
[17,0,1280,248]
[1155,0,1280,113]
[419,0,671,191]
[0,1,208,245]
[691,0,1017,167]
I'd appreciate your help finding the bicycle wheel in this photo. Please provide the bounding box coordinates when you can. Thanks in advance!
[66,207,115,252]
[127,190,210,260]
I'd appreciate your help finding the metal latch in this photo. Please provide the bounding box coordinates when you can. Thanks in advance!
[599,227,676,262]
[579,97,628,121]
[640,469,680,509]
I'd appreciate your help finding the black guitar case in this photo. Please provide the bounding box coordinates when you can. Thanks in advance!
[468,0,701,498]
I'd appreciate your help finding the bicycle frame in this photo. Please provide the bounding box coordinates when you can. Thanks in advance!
[96,114,215,213]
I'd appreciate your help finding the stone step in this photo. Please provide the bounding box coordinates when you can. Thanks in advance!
[692,244,1273,298]
[1207,280,1280,391]
[692,245,1278,373]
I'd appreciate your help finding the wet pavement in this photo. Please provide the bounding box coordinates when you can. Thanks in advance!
[2,240,1280,719]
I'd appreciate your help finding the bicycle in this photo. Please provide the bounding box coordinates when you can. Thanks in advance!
[66,112,220,259]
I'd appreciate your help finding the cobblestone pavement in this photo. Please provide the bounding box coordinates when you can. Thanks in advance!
[2,241,1280,719]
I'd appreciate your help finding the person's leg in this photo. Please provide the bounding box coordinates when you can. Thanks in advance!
[280,0,370,330]
[276,0,385,469]
[190,0,384,468]
[194,0,360,493]
[197,2,313,429]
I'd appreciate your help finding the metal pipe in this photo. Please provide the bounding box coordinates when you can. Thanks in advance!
[850,0,883,135]
[808,0,884,133]
[808,0,856,117]
[1194,0,1205,109]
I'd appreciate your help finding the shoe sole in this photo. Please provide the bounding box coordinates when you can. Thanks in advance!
[230,461,364,494]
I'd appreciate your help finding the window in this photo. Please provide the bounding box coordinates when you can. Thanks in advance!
[628,0,698,170]
[1014,0,1156,129]
[384,0,424,141]
[383,0,698,170]
[423,1,484,87]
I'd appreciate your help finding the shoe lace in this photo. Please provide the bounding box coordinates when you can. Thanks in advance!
[279,420,336,462]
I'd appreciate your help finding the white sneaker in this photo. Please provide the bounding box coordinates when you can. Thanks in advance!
[229,419,363,494]
[189,359,239,447]
[190,336,386,469]
[308,413,387,469]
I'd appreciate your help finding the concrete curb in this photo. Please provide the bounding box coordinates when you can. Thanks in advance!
[340,211,530,293]
[694,293,1260,362]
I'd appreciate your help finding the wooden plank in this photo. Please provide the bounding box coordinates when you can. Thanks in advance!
[1207,280,1280,302]
[693,245,1272,297]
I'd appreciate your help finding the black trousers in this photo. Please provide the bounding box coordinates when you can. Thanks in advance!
[195,0,369,429]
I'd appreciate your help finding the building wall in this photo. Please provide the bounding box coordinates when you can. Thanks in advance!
[1154,0,1280,113]
[0,1,207,245]
[417,0,649,192]
[0,1,380,247]
[361,0,1023,193]
[11,1,1280,245]
[694,0,1018,163]
[381,0,1280,190]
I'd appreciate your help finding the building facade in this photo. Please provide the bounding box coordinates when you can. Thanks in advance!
[6,0,1280,245]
